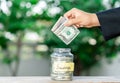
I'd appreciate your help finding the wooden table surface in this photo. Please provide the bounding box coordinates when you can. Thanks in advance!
[0,76,120,83]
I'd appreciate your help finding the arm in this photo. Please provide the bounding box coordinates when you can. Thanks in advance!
[96,7,120,40]
[64,7,120,40]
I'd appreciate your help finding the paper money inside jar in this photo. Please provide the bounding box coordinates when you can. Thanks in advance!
[50,48,74,81]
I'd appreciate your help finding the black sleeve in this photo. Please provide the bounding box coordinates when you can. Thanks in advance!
[96,7,120,40]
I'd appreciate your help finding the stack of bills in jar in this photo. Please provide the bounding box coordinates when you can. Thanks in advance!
[51,16,80,45]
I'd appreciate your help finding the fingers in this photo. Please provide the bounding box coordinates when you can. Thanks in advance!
[64,8,76,19]
[64,17,83,27]
[64,12,72,19]
[64,9,72,18]
[64,19,78,26]
[75,24,84,28]
[64,8,83,27]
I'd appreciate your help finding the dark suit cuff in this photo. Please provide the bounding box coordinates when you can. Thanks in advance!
[96,7,120,41]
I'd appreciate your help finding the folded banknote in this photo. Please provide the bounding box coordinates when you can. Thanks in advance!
[51,16,80,45]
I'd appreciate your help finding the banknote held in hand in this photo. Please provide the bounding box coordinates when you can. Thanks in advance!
[51,16,80,45]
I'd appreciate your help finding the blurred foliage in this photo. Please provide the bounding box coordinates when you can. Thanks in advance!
[0,0,120,76]
[44,0,120,75]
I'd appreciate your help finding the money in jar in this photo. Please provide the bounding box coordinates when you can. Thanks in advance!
[50,48,74,81]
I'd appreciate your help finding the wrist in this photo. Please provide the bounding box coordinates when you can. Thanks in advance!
[91,14,100,27]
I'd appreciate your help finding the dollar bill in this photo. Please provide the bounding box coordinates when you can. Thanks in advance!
[51,16,66,32]
[51,16,80,45]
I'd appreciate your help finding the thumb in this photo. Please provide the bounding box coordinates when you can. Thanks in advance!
[64,19,78,26]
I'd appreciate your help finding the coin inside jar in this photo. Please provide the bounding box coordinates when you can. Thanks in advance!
[50,48,74,81]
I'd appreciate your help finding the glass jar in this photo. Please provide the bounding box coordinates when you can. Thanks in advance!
[50,48,74,81]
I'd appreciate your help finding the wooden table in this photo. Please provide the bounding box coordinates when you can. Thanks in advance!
[0,76,120,83]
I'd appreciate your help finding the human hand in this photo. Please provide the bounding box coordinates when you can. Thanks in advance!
[64,8,100,28]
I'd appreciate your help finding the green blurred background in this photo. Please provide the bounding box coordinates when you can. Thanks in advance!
[0,0,120,76]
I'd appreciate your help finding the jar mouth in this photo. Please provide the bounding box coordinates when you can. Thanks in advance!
[54,48,71,53]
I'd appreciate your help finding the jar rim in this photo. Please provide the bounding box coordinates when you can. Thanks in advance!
[53,48,71,52]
